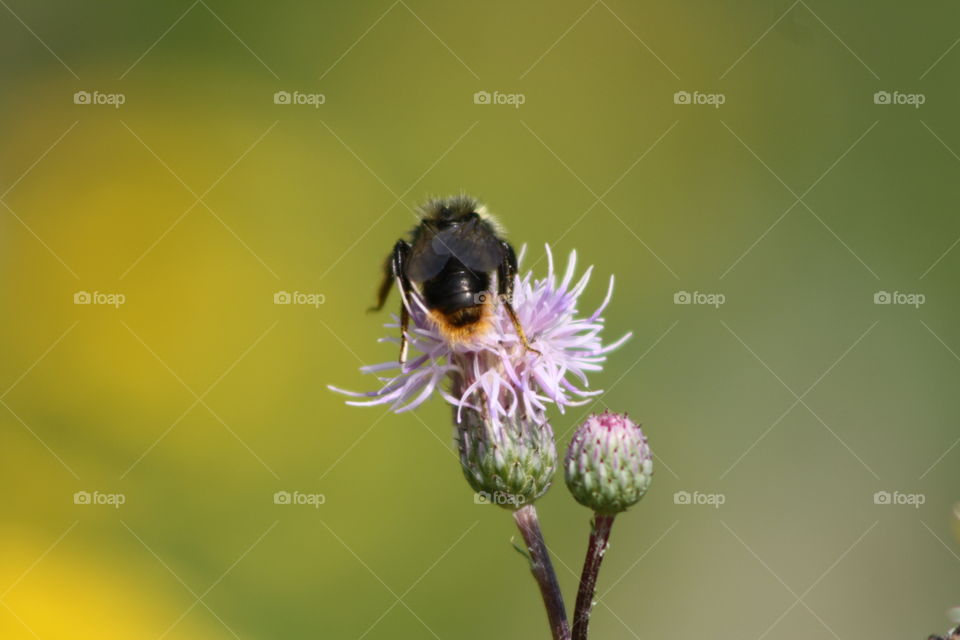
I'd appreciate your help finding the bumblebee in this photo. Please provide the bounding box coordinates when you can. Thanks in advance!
[371,195,539,364]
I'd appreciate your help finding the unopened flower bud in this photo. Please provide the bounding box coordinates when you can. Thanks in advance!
[457,408,556,509]
[565,411,652,514]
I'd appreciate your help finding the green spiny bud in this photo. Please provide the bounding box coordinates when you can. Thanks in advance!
[564,411,652,514]
[457,408,556,509]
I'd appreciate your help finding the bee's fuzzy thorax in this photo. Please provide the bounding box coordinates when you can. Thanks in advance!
[417,194,505,235]
[475,206,505,235]
[417,194,478,218]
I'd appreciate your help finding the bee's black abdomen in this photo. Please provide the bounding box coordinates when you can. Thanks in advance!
[421,258,489,314]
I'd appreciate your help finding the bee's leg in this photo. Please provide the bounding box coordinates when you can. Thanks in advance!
[368,251,394,312]
[398,304,410,366]
[503,301,540,356]
[390,240,413,366]
[498,241,541,356]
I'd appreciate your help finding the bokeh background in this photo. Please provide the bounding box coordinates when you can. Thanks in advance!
[2,1,959,638]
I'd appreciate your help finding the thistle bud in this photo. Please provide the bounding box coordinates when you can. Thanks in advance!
[457,408,556,509]
[564,411,652,514]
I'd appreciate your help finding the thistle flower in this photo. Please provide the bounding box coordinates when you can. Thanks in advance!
[330,246,630,433]
[565,411,653,514]
[458,407,556,509]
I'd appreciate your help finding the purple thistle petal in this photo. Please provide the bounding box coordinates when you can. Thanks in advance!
[590,275,616,322]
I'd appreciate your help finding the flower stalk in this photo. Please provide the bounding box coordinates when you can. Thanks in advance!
[572,513,615,640]
[513,504,571,640]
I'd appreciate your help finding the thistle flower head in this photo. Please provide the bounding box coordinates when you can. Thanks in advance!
[458,408,556,509]
[330,246,630,434]
[564,411,652,514]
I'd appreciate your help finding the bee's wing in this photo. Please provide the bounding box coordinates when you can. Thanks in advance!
[404,223,451,282]
[431,217,503,273]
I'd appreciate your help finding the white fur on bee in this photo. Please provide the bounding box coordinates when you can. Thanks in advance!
[416,194,506,235]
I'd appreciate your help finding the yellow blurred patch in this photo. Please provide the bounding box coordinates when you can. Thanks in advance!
[0,529,232,640]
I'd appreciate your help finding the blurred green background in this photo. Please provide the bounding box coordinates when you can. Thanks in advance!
[2,1,959,638]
